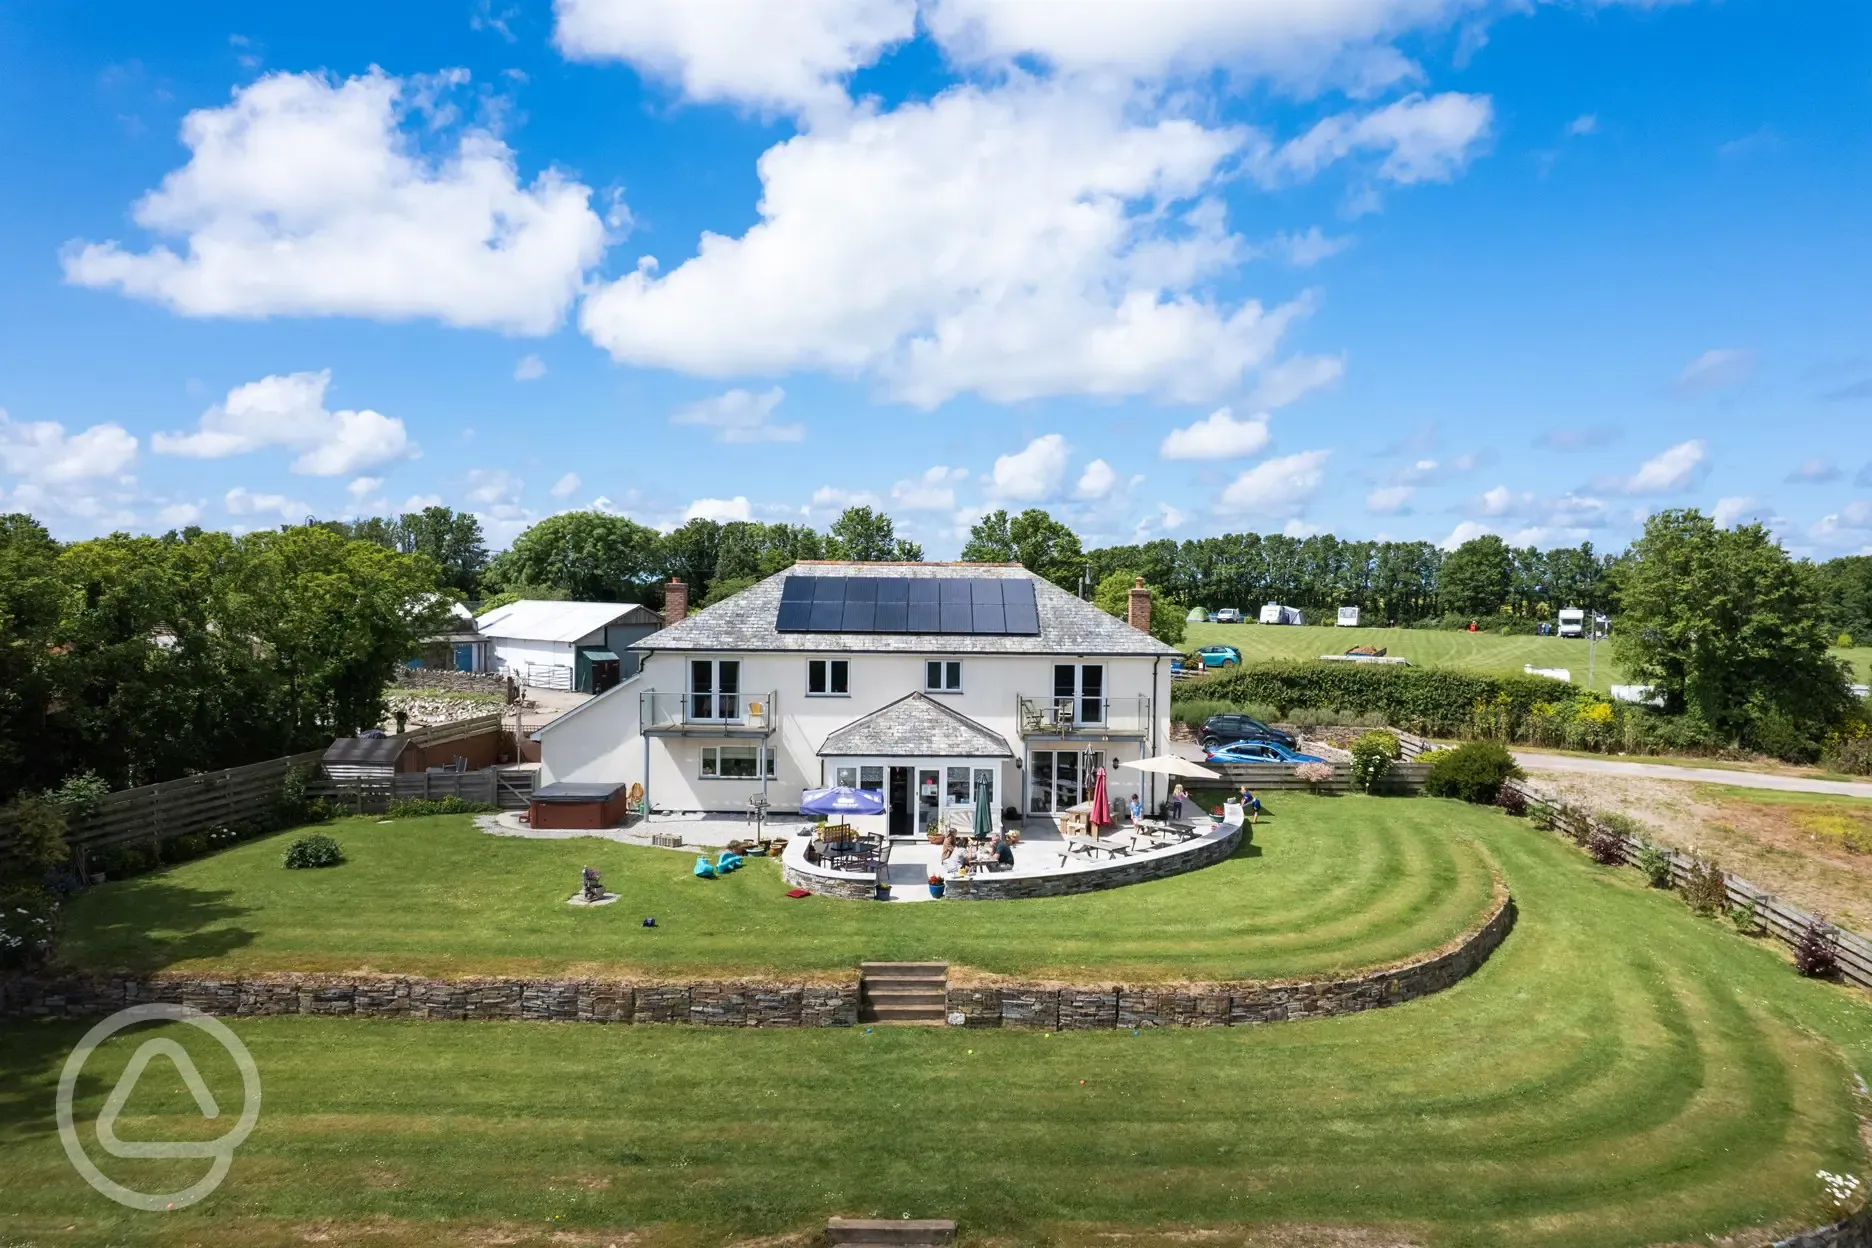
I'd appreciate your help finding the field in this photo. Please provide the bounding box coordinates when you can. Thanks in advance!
[1182,620,1872,693]
[56,805,1497,984]
[4,799,1871,1246]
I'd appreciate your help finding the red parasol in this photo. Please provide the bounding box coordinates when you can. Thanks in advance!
[1089,765,1111,832]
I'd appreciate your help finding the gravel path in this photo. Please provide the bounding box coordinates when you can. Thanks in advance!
[1514,751,1872,797]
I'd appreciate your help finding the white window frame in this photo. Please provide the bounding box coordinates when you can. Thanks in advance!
[699,743,775,780]
[1052,662,1105,725]
[687,658,741,722]
[807,658,850,697]
[925,659,963,694]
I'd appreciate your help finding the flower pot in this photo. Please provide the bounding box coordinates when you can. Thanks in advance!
[928,882,945,898]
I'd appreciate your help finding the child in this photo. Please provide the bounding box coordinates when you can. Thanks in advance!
[1170,783,1188,820]
[1236,784,1262,826]
[1127,793,1144,826]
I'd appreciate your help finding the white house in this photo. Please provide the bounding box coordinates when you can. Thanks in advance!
[533,562,1179,832]
[475,600,661,694]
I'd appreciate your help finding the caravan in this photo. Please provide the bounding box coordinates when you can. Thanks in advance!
[1336,606,1360,627]
[1259,604,1304,626]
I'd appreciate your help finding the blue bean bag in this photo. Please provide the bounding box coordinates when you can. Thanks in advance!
[693,856,716,879]
[716,852,744,873]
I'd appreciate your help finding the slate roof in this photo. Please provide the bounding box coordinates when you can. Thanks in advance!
[639,562,1179,657]
[475,600,658,644]
[818,692,1014,758]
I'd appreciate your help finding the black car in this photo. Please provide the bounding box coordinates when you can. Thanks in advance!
[1199,713,1297,751]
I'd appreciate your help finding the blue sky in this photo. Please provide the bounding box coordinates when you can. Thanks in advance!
[1,0,1868,557]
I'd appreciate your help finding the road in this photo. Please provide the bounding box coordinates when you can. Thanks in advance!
[1513,751,1872,798]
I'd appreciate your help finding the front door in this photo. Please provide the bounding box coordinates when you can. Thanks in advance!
[888,766,912,838]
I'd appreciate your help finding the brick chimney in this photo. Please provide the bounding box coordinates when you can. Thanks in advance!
[662,579,689,629]
[1126,577,1152,635]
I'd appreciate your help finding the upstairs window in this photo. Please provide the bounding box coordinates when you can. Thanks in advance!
[1053,663,1104,724]
[688,659,740,721]
[807,659,849,696]
[925,660,962,693]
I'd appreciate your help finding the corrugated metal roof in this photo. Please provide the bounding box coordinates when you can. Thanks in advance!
[475,600,658,644]
[638,563,1179,657]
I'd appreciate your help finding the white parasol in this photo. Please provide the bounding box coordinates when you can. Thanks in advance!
[1118,754,1222,780]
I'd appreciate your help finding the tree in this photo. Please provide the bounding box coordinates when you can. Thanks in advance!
[1815,554,1872,643]
[0,515,66,800]
[659,518,724,601]
[1611,509,1852,750]
[482,511,663,604]
[826,506,921,562]
[396,507,487,597]
[1439,535,1513,618]
[961,509,1084,588]
[1092,571,1186,647]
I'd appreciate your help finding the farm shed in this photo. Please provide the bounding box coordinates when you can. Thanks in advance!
[474,601,660,694]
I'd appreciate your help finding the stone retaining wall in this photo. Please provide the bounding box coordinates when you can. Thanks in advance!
[780,856,880,900]
[945,891,1516,1028]
[394,669,511,694]
[1775,1208,1872,1248]
[3,894,1513,1031]
[946,822,1243,900]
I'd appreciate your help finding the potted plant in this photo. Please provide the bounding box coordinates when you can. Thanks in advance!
[927,872,945,899]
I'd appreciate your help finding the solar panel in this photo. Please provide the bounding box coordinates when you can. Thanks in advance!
[773,575,1040,635]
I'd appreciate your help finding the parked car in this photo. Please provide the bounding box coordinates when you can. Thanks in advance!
[1198,713,1297,751]
[1213,607,1243,624]
[1205,740,1325,765]
[1188,644,1242,669]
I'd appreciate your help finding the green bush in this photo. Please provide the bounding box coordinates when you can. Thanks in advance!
[383,796,498,818]
[1349,730,1401,792]
[158,832,211,864]
[1176,661,1578,736]
[0,885,58,969]
[1421,741,1524,805]
[1822,736,1872,776]
[1633,844,1674,889]
[1,794,70,875]
[1169,698,1279,728]
[1680,860,1727,917]
[282,833,345,869]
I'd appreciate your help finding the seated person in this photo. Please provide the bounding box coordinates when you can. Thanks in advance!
[941,840,971,878]
[991,830,1015,869]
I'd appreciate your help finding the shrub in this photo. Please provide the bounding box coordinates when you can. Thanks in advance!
[1293,761,1334,787]
[1792,916,1839,977]
[1496,785,1529,817]
[1680,860,1727,917]
[1728,898,1764,935]
[1838,632,1854,649]
[1822,736,1872,776]
[1349,730,1401,792]
[0,886,57,969]
[1421,741,1524,805]
[49,772,110,822]
[383,797,498,818]
[282,834,345,869]
[1586,827,1625,866]
[0,794,70,875]
[158,832,210,864]
[95,842,158,879]
[1527,798,1555,830]
[1634,844,1674,889]
[1176,660,1578,735]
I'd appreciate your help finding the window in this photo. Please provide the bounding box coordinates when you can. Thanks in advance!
[834,763,884,790]
[835,765,857,788]
[700,744,774,779]
[947,766,971,805]
[688,659,740,721]
[1052,663,1104,724]
[925,659,962,692]
[807,659,849,696]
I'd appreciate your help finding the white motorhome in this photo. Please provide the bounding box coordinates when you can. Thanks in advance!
[1336,606,1360,627]
[1259,604,1304,626]
[1557,607,1586,638]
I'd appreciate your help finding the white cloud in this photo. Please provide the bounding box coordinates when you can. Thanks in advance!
[1393,452,1481,485]
[1713,495,1766,528]
[401,492,445,511]
[810,485,884,512]
[990,433,1070,501]
[1075,458,1118,500]
[63,69,606,334]
[1786,457,1840,484]
[670,386,803,443]
[466,468,523,507]
[1282,518,1324,538]
[1156,502,1187,531]
[514,353,547,381]
[1438,519,1492,550]
[1248,92,1494,187]
[581,81,1309,408]
[553,0,917,115]
[1808,501,1872,551]
[0,410,138,483]
[153,370,416,477]
[1675,348,1756,395]
[1606,439,1707,495]
[1477,484,1521,516]
[1214,449,1331,517]
[549,471,582,499]
[1271,227,1353,267]
[891,465,967,511]
[685,495,754,523]
[1366,484,1414,514]
[1565,113,1598,137]
[346,476,384,505]
[224,486,310,520]
[1248,353,1345,409]
[1159,407,1270,460]
[156,501,204,527]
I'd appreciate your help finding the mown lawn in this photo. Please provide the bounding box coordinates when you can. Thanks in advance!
[3,801,1870,1247]
[55,799,1496,983]
[1182,620,1872,692]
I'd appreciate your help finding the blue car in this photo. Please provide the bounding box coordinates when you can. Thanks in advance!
[1189,644,1242,669]
[1204,740,1325,765]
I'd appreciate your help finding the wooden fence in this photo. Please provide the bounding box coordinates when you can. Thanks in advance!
[1390,730,1872,990]
[1207,761,1430,794]
[309,766,535,814]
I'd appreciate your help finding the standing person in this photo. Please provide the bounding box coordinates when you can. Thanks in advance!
[1236,783,1262,826]
[1170,783,1188,821]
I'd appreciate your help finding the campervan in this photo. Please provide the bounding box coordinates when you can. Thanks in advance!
[1557,607,1585,638]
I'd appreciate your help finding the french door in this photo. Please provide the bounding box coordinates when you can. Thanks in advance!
[1052,664,1104,725]
[688,659,740,721]
[1027,748,1105,815]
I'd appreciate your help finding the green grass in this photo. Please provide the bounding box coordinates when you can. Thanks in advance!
[55,804,1497,983]
[1183,622,1872,693]
[5,800,1870,1247]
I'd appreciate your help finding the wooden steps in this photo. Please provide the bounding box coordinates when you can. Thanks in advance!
[827,1217,956,1245]
[858,961,947,1025]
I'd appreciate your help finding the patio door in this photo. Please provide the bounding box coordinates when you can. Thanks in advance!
[888,766,912,838]
[1027,748,1105,815]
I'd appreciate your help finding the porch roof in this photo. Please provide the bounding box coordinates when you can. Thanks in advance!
[818,691,1014,759]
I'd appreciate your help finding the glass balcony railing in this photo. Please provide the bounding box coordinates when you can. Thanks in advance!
[642,689,777,734]
[1015,694,1152,736]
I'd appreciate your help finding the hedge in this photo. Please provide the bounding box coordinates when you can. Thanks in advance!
[1172,661,1577,735]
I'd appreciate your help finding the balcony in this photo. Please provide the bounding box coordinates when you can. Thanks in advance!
[1016,694,1152,738]
[642,689,778,737]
